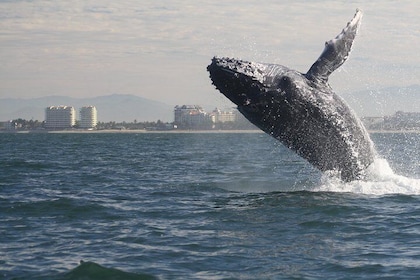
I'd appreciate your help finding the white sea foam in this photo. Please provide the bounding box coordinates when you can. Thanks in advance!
[315,157,420,196]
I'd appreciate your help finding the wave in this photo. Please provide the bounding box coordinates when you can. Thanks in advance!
[314,158,420,196]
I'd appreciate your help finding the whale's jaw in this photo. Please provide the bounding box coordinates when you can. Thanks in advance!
[207,57,264,106]
[207,57,290,107]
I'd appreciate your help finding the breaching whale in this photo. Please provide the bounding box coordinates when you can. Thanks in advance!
[207,9,375,182]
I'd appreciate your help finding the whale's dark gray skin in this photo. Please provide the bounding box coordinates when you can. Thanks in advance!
[207,9,375,182]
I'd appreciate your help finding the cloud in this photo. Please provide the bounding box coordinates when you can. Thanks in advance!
[0,0,418,116]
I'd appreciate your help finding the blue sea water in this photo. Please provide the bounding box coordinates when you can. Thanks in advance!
[0,132,419,279]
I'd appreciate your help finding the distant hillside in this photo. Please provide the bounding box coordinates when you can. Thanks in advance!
[1,85,418,122]
[0,94,174,122]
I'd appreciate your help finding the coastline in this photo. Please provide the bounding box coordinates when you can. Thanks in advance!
[1,129,420,134]
[0,129,264,134]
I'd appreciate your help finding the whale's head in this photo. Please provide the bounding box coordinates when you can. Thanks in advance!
[207,56,310,121]
[207,57,285,106]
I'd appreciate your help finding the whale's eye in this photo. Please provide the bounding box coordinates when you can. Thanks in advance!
[277,76,292,89]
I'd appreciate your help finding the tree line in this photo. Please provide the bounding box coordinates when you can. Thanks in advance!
[8,118,172,130]
[7,118,257,131]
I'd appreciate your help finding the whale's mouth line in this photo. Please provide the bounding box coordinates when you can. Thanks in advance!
[219,68,238,75]
[220,67,238,74]
[215,65,263,85]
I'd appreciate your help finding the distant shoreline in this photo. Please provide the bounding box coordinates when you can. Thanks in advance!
[0,129,263,134]
[1,129,420,134]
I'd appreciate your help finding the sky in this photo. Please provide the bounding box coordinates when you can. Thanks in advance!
[0,0,419,116]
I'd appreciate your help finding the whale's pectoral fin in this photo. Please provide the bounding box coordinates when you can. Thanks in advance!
[306,9,363,84]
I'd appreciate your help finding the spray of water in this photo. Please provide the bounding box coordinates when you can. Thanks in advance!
[314,157,420,196]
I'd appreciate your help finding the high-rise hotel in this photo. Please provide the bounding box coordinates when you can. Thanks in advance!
[45,106,76,129]
[45,105,97,129]
[79,106,98,129]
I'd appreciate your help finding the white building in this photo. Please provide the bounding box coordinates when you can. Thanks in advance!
[211,108,238,123]
[45,106,76,129]
[0,120,17,130]
[174,105,212,128]
[79,106,97,129]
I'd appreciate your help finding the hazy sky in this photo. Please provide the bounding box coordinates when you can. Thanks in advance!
[1,0,419,114]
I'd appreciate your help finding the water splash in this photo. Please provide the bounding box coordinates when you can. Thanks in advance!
[315,157,420,196]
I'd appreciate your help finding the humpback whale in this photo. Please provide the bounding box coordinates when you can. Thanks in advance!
[207,9,375,182]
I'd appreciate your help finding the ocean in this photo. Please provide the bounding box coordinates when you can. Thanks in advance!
[0,132,419,279]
